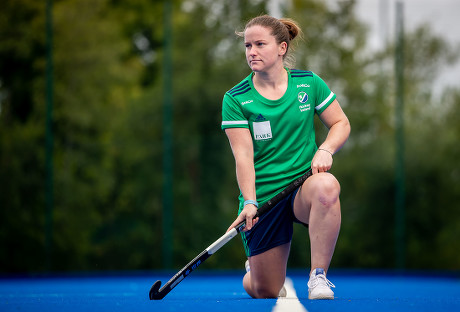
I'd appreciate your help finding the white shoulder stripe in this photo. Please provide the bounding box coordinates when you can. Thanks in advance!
[315,92,334,111]
[222,120,249,126]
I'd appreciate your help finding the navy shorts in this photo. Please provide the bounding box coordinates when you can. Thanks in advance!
[240,187,307,257]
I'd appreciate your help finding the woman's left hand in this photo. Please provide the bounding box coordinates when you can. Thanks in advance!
[311,148,333,174]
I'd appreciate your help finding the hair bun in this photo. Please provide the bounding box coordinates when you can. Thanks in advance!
[280,18,300,41]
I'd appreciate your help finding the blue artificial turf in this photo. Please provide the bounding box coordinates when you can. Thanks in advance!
[0,271,458,312]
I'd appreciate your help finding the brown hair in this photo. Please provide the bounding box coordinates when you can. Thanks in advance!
[237,15,303,67]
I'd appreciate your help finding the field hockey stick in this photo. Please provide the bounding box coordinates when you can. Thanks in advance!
[149,169,312,300]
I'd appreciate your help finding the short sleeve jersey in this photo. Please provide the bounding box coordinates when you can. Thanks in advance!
[221,69,336,211]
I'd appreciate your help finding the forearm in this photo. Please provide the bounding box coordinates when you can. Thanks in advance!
[227,152,259,233]
[235,156,257,202]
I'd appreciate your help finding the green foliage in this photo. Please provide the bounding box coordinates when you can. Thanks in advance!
[0,0,459,272]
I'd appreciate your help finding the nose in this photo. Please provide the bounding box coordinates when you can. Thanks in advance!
[247,46,257,57]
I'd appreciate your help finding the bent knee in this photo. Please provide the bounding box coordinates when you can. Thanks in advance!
[313,173,341,207]
[251,283,281,299]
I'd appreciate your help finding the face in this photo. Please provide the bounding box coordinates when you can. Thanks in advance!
[244,25,287,72]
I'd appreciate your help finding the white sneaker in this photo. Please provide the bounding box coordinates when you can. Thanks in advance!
[244,260,287,297]
[307,268,335,300]
[278,285,287,297]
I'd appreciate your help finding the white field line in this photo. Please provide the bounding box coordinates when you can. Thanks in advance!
[272,277,308,312]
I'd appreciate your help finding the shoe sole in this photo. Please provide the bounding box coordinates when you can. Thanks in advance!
[309,294,334,300]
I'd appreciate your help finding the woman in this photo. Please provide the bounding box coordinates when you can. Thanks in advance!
[221,15,350,299]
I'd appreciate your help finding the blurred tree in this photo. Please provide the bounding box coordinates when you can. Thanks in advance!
[401,26,460,270]
[0,0,459,272]
[49,0,145,270]
[0,0,143,271]
[0,0,52,271]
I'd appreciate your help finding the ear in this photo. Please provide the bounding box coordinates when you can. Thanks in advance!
[278,41,288,56]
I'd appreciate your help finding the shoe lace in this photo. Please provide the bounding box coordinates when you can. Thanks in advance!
[308,273,336,289]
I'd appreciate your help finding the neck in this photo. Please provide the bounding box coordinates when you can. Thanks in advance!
[252,65,289,101]
[253,65,287,89]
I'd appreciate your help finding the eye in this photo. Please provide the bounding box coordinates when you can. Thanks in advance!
[245,43,251,49]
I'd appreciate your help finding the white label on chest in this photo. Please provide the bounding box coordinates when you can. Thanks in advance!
[253,121,273,141]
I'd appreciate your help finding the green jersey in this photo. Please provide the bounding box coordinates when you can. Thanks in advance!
[221,68,336,211]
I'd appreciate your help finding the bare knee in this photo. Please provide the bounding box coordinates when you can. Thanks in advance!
[312,173,341,209]
[294,173,341,223]
[243,273,283,299]
[251,281,281,299]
